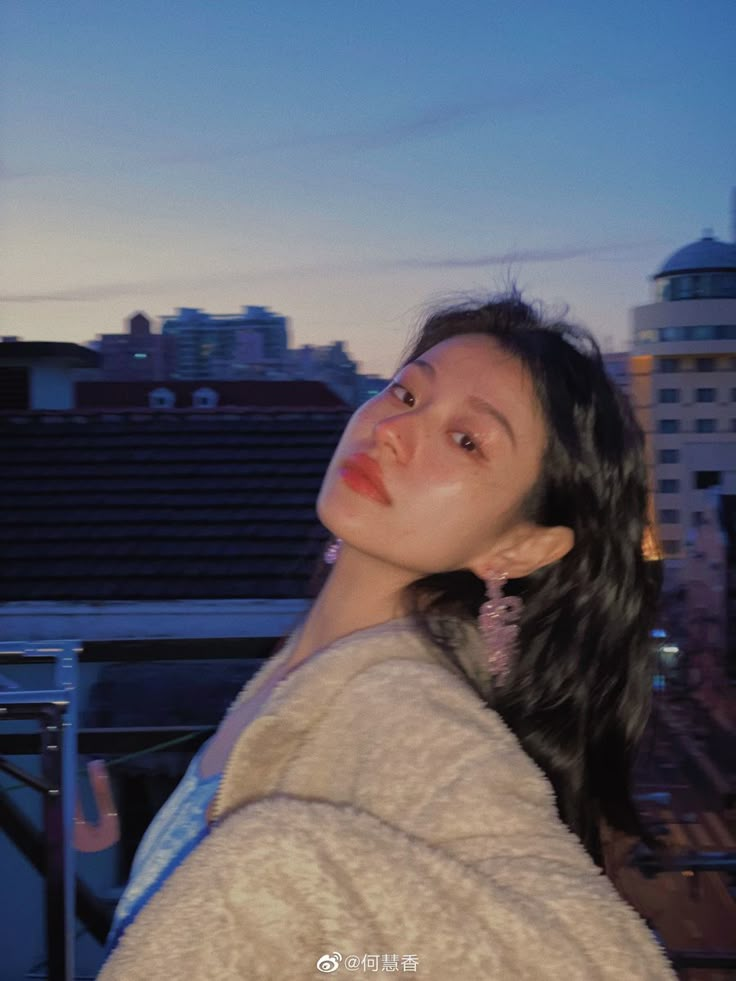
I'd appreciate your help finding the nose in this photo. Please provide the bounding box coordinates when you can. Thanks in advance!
[373,411,413,463]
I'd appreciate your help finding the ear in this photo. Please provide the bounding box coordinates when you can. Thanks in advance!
[469,522,575,580]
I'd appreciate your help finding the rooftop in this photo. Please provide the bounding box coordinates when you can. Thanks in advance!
[0,341,99,366]
[75,379,347,410]
[0,409,349,602]
[655,234,736,278]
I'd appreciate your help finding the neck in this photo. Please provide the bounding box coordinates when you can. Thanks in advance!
[288,543,415,670]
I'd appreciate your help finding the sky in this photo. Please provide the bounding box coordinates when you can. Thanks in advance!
[1,0,734,376]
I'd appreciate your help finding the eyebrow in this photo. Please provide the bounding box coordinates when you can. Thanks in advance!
[411,358,517,448]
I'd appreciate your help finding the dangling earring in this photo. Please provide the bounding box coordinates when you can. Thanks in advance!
[323,538,342,565]
[478,570,522,685]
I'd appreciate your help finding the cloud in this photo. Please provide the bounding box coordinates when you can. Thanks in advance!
[0,239,660,305]
[154,69,658,164]
[0,97,509,178]
[308,100,503,153]
[152,86,558,167]
[0,278,199,303]
[142,68,667,166]
[4,67,649,179]
[392,241,661,269]
[124,99,502,170]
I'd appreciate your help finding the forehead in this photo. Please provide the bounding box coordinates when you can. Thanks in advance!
[419,333,536,402]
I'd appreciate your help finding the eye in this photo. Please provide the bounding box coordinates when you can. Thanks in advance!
[389,382,415,408]
[451,432,478,453]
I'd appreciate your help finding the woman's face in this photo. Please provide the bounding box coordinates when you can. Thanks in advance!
[317,333,549,577]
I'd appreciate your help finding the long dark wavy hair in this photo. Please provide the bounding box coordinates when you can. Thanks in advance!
[379,293,662,868]
[317,294,662,867]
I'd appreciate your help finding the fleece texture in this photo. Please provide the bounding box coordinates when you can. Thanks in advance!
[98,618,675,980]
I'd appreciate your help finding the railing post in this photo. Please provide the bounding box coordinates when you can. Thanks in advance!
[0,640,79,981]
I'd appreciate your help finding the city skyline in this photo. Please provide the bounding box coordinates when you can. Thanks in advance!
[1,0,734,375]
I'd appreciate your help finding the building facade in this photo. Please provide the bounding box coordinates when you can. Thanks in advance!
[87,306,386,406]
[160,305,289,379]
[96,313,176,380]
[630,232,736,583]
[0,340,98,409]
[602,351,631,399]
[288,340,387,406]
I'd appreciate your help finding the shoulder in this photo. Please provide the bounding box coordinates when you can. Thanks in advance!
[101,794,676,981]
[317,650,562,823]
[328,649,523,760]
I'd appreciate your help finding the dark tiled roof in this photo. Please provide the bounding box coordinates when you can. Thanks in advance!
[0,409,350,601]
[75,379,345,409]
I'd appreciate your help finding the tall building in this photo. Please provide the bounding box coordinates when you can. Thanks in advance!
[86,305,384,406]
[601,350,631,399]
[288,340,386,406]
[96,312,175,380]
[630,228,736,583]
[160,305,289,379]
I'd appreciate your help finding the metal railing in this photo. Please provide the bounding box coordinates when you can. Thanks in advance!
[2,638,734,977]
[0,641,79,981]
[0,637,269,980]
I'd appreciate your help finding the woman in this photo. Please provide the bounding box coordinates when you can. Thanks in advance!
[99,295,675,979]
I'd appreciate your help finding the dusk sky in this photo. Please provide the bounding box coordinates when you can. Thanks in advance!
[1,0,734,375]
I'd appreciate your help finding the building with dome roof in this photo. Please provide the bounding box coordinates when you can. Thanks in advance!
[653,235,736,301]
[630,222,736,583]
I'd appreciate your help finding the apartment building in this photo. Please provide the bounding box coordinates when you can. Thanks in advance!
[630,231,736,582]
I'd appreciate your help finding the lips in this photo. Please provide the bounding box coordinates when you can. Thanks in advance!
[339,452,392,505]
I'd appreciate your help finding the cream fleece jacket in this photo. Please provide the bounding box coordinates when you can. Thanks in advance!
[98,618,676,980]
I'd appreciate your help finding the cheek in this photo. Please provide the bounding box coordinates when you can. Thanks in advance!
[404,453,481,502]
[394,473,487,543]
[408,468,515,539]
